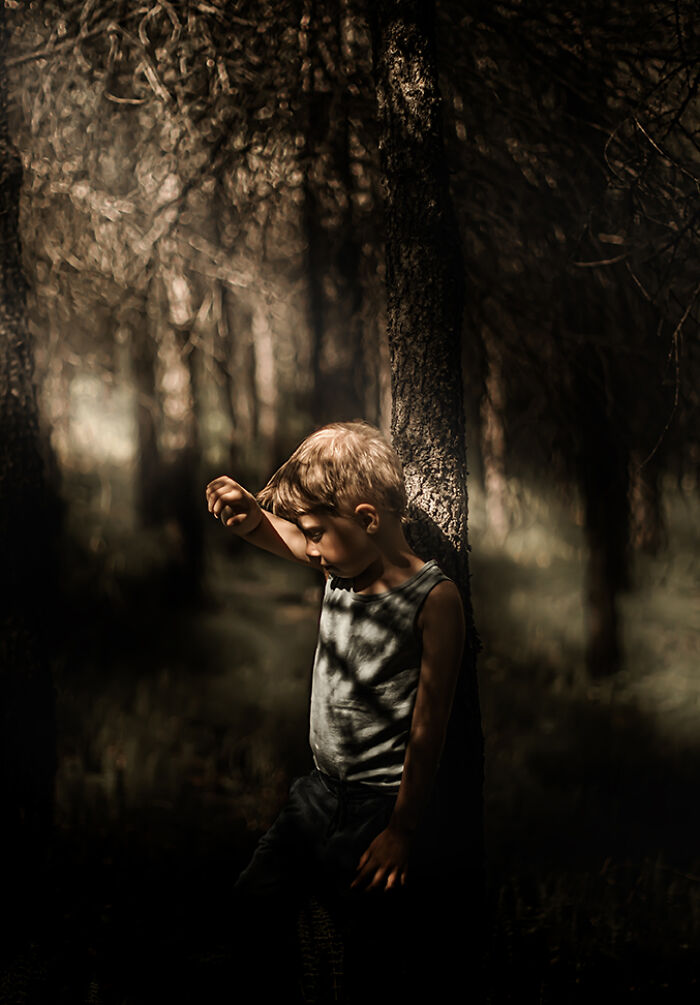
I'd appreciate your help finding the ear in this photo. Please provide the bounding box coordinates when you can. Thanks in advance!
[354,503,380,534]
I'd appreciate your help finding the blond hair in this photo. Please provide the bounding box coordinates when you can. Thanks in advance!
[257,421,407,521]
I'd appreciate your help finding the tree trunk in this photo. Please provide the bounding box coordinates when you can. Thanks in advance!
[629,450,665,556]
[251,303,279,471]
[562,85,631,679]
[300,0,366,425]
[481,324,509,542]
[172,327,204,600]
[128,302,162,527]
[0,6,56,912]
[370,0,484,993]
[571,342,630,677]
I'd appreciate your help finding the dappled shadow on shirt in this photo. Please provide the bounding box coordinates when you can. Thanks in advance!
[309,570,452,781]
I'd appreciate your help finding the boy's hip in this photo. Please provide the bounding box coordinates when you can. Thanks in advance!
[234,770,396,901]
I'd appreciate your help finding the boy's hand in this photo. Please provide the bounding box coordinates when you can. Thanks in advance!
[351,823,412,893]
[206,476,263,536]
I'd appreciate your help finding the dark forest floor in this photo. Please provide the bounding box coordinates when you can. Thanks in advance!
[3,480,699,1003]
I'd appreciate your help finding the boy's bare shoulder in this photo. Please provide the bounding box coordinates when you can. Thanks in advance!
[417,577,464,631]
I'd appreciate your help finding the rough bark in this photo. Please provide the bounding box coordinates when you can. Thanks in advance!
[0,5,55,901]
[370,0,484,978]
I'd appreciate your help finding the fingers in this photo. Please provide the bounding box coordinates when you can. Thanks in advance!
[366,868,389,892]
[205,477,247,518]
[206,476,238,496]
[385,868,401,891]
[205,476,237,504]
[225,512,248,527]
[378,867,407,892]
[350,864,368,890]
[208,488,234,516]
[351,852,374,890]
[354,865,403,893]
[352,856,406,893]
[212,494,230,516]
[352,831,409,894]
[206,476,232,491]
[351,863,383,891]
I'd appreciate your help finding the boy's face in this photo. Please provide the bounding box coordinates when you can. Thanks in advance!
[297,509,377,579]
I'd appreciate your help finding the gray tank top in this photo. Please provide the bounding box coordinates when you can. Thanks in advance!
[309,559,450,791]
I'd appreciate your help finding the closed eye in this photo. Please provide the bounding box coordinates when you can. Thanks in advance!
[299,525,323,543]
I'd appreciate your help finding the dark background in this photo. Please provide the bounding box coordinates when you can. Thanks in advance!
[3,2,699,1002]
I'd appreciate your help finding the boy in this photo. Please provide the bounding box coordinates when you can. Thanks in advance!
[205,421,465,999]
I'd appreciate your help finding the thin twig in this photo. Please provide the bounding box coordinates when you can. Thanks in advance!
[104,91,147,105]
[624,260,654,302]
[7,10,146,68]
[635,117,700,184]
[571,251,630,268]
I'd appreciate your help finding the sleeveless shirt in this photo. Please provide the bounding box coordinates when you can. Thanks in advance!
[309,559,450,791]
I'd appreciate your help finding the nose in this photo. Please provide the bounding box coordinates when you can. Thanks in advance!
[305,540,320,559]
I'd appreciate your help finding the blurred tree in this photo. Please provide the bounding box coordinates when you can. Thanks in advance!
[0,4,56,913]
[480,323,509,542]
[300,0,368,425]
[8,1,386,493]
[438,0,700,676]
[6,2,699,671]
[371,0,484,994]
[127,294,162,526]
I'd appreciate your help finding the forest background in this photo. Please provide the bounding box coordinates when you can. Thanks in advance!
[2,0,700,1002]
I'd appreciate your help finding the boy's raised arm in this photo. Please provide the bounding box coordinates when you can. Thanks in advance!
[206,475,310,566]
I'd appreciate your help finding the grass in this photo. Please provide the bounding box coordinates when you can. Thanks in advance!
[469,479,700,1002]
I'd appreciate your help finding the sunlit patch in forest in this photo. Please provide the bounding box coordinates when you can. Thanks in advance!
[616,488,700,744]
[469,478,588,675]
[67,372,137,464]
[470,477,700,774]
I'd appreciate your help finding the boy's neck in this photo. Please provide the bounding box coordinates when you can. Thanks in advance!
[352,520,424,595]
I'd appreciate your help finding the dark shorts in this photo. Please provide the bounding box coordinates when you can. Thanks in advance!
[231,770,480,1002]
[234,769,397,903]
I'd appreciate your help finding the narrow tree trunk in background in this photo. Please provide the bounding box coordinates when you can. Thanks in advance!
[572,344,630,677]
[130,303,162,527]
[481,324,509,542]
[301,0,367,425]
[627,306,667,557]
[251,303,279,470]
[210,179,256,475]
[212,283,240,459]
[300,0,329,425]
[629,452,665,555]
[175,329,204,599]
[332,5,367,419]
[303,183,328,425]
[0,6,55,912]
[371,0,484,993]
[563,85,631,679]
